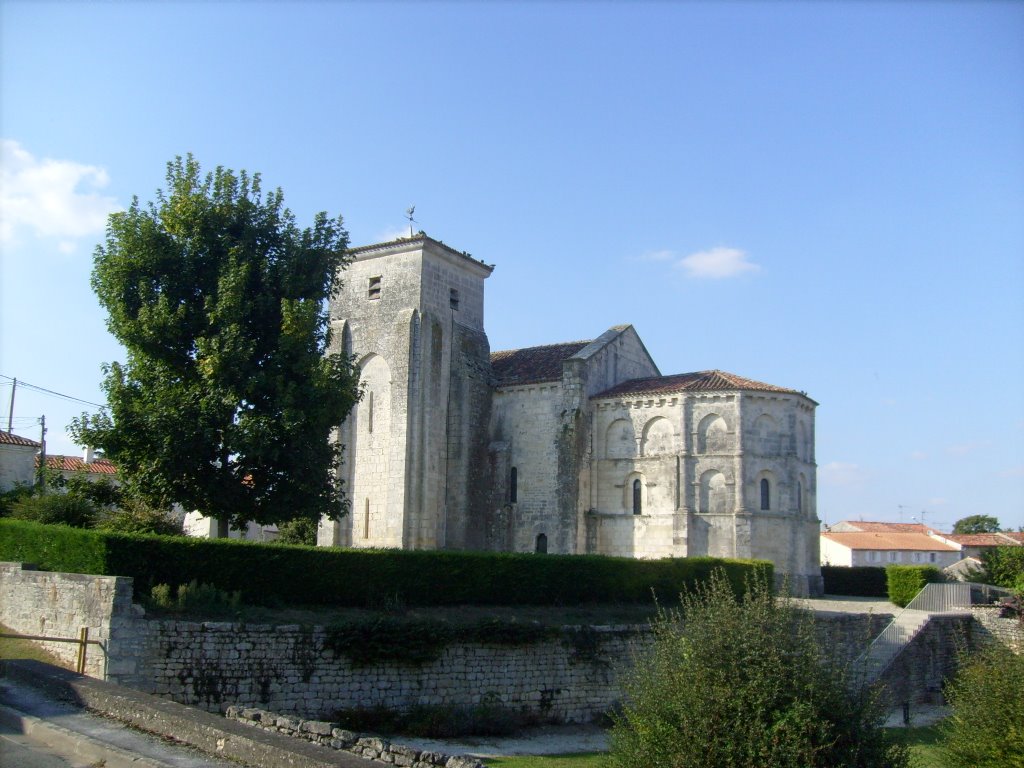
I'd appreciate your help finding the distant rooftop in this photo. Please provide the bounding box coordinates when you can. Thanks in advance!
[0,431,41,448]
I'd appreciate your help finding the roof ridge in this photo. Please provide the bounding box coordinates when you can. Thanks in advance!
[491,338,593,356]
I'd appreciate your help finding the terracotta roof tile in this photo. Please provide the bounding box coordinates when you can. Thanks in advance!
[491,340,592,387]
[998,531,1024,544]
[944,533,1023,547]
[0,431,41,448]
[42,455,118,475]
[593,370,805,399]
[837,522,932,533]
[820,531,959,552]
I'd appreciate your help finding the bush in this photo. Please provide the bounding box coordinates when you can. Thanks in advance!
[96,498,183,536]
[274,516,318,546]
[940,641,1024,768]
[609,570,907,768]
[8,493,98,528]
[821,565,888,597]
[149,580,241,613]
[0,519,771,607]
[886,565,944,607]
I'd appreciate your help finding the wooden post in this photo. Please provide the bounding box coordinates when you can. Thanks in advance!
[76,627,89,674]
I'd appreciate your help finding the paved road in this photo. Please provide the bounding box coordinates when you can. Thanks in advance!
[0,724,84,768]
[0,680,239,768]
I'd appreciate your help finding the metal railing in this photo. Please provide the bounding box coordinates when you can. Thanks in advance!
[0,626,104,673]
[857,581,1013,683]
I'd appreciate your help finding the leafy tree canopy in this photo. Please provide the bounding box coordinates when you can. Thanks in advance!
[952,514,1001,534]
[71,155,360,531]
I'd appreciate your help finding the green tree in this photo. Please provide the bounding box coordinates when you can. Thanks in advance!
[980,546,1024,592]
[952,514,1001,534]
[940,642,1024,768]
[71,155,360,535]
[609,571,907,768]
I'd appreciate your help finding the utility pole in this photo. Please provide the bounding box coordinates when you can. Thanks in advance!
[36,415,47,488]
[6,378,14,432]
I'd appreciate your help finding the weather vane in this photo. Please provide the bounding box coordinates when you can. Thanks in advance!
[405,206,416,237]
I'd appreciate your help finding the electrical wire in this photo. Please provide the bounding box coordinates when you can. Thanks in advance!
[0,373,107,410]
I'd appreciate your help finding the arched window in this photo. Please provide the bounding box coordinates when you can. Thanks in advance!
[510,467,518,503]
[633,479,642,515]
[535,533,547,554]
[760,478,770,510]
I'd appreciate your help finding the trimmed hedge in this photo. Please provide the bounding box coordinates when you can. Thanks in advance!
[0,519,772,608]
[886,565,944,608]
[821,565,888,597]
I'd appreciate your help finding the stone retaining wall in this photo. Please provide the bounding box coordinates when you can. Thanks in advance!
[1,561,1003,725]
[127,621,646,722]
[970,606,1023,653]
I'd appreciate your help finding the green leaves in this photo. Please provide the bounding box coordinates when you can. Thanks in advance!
[610,571,908,768]
[76,154,360,529]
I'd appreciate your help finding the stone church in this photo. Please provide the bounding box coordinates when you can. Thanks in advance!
[317,234,822,595]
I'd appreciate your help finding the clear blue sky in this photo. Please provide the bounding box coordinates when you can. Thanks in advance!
[2,1,1021,531]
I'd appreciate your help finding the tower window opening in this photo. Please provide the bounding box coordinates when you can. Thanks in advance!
[363,498,370,539]
[633,478,642,515]
[368,276,382,300]
[450,288,460,310]
[760,478,770,510]
[510,467,518,503]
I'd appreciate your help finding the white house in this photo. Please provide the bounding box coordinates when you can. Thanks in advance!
[0,431,40,490]
[820,530,960,568]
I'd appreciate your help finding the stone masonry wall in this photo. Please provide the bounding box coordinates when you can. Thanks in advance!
[0,562,140,678]
[128,622,647,722]
[970,606,1023,653]
[0,562,1006,726]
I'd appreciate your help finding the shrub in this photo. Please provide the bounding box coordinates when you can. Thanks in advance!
[886,565,944,608]
[940,641,1024,768]
[821,565,888,597]
[0,519,771,607]
[8,493,98,528]
[609,570,907,768]
[274,516,317,546]
[149,580,242,613]
[96,498,183,536]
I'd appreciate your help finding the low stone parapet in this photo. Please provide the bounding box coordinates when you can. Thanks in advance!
[226,705,484,768]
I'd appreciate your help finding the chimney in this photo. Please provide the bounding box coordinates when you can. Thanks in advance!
[83,445,95,464]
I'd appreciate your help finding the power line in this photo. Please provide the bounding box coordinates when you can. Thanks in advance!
[0,374,107,410]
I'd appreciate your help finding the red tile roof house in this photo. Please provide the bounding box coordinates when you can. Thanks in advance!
[819,530,961,568]
[926,531,1024,560]
[41,447,119,485]
[0,430,42,490]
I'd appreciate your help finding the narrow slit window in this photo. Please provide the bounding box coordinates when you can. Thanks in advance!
[450,288,460,310]
[367,391,374,434]
[368,276,382,300]
[632,479,642,515]
[510,467,518,503]
[363,498,370,539]
[760,478,770,510]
